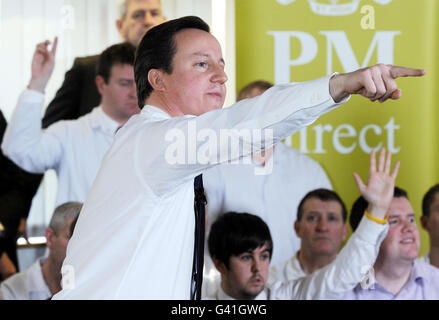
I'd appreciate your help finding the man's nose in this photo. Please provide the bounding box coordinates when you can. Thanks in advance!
[251,258,261,273]
[211,65,228,85]
[129,83,137,98]
[144,11,153,26]
[316,218,329,232]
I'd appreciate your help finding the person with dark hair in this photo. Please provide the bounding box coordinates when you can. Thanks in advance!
[207,212,272,300]
[420,184,439,268]
[341,186,439,299]
[1,40,138,207]
[269,189,348,285]
[0,202,82,300]
[202,79,332,297]
[53,15,423,300]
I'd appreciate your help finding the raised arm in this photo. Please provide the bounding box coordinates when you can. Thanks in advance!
[270,147,399,300]
[28,37,58,93]
[1,38,64,173]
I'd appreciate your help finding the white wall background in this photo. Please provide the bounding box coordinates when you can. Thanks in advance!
[0,0,236,233]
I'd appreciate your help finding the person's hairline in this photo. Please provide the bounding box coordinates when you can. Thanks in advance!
[299,196,345,220]
[119,0,163,20]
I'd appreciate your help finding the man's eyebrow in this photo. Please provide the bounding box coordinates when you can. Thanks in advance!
[192,52,225,65]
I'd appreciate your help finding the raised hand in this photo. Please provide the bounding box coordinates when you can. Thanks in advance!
[353,147,400,220]
[28,37,58,93]
[329,63,426,103]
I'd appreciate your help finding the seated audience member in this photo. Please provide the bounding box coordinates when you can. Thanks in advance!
[207,212,273,300]
[340,187,439,299]
[269,189,348,284]
[203,80,332,297]
[420,184,439,268]
[1,39,138,207]
[0,202,82,300]
[208,148,400,299]
[1,110,41,274]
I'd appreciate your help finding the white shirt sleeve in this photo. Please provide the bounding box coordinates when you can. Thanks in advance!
[268,215,388,300]
[1,89,64,173]
[137,75,349,196]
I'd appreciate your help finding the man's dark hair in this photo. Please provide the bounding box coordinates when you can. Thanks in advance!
[208,212,273,269]
[134,16,210,108]
[422,184,439,217]
[349,186,408,231]
[97,42,136,83]
[297,188,347,222]
[236,80,273,101]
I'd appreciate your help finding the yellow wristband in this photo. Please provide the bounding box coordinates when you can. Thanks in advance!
[365,210,389,224]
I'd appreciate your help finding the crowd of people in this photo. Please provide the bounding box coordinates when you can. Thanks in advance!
[0,0,436,300]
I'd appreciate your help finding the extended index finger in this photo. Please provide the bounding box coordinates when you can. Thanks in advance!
[389,66,426,79]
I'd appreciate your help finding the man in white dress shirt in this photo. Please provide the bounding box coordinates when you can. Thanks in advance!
[269,188,348,285]
[1,40,139,206]
[0,202,81,300]
[420,184,439,268]
[52,16,425,299]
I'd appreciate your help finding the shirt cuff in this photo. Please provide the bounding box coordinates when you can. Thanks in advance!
[354,214,389,245]
[21,88,45,103]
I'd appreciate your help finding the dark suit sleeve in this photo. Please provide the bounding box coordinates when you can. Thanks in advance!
[0,111,41,224]
[42,55,101,128]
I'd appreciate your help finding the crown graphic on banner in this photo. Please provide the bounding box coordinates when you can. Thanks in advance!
[276,0,392,16]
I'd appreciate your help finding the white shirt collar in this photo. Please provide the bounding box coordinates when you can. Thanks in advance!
[89,106,121,135]
[141,104,173,121]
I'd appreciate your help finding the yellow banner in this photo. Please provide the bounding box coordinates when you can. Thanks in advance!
[235,0,439,254]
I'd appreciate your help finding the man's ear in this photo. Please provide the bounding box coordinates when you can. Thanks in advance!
[420,215,429,231]
[115,18,124,37]
[45,228,55,250]
[148,69,166,91]
[95,75,106,95]
[212,257,227,275]
[294,220,301,238]
[342,223,349,241]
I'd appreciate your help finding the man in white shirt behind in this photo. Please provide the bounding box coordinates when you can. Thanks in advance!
[269,188,348,285]
[52,16,425,299]
[0,202,82,300]
[1,40,139,206]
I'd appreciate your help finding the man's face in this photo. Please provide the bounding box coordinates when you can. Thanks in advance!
[46,222,72,268]
[422,192,439,246]
[159,28,227,116]
[379,197,420,262]
[295,198,347,257]
[219,244,270,300]
[117,0,165,46]
[100,63,139,123]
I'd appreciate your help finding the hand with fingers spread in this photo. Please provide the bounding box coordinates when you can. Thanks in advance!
[353,147,400,220]
[329,63,426,103]
[28,37,58,93]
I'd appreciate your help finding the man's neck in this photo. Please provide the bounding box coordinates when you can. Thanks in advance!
[429,243,439,268]
[101,105,128,126]
[374,257,413,295]
[41,259,62,295]
[297,249,336,275]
